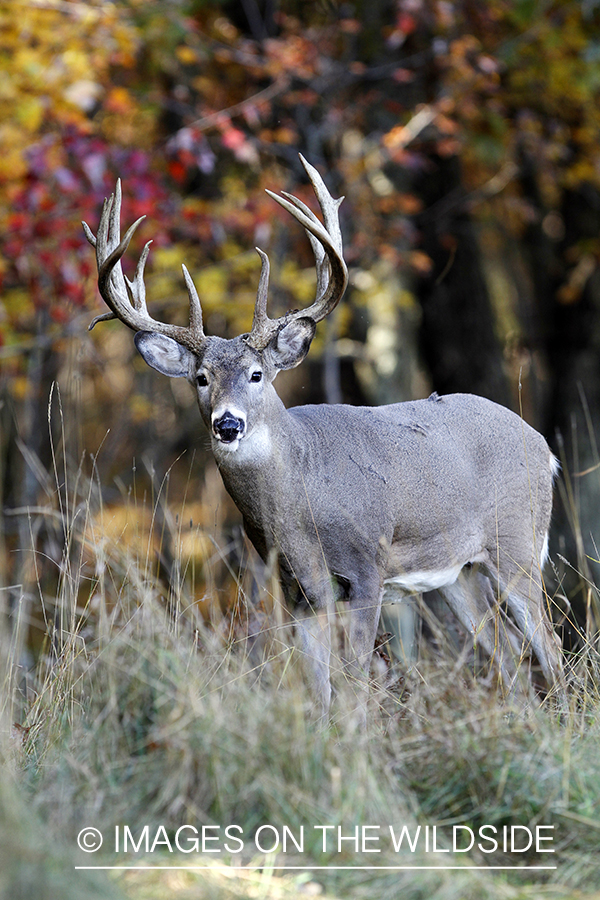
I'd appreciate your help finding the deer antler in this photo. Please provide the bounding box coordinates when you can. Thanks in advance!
[84,157,347,354]
[82,180,206,352]
[246,154,348,350]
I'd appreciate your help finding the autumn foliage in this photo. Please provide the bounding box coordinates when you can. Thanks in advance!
[2,0,600,619]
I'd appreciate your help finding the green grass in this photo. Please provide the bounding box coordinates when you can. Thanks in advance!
[3,437,600,900]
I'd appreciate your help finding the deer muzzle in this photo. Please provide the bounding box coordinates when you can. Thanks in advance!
[212,412,246,444]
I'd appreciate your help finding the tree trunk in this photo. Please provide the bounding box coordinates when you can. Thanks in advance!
[415,154,511,407]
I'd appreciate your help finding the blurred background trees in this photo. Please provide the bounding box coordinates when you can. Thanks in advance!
[2,0,600,641]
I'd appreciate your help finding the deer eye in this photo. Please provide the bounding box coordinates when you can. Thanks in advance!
[196,373,209,386]
[250,371,263,383]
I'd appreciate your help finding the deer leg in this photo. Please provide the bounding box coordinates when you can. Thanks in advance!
[295,602,332,718]
[477,541,566,705]
[436,566,519,690]
[283,561,336,719]
[345,575,384,725]
[497,567,565,698]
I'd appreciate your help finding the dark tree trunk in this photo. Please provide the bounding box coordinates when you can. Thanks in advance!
[415,154,511,407]
[548,188,600,616]
[516,153,600,626]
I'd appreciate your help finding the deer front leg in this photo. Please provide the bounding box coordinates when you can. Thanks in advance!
[345,575,384,727]
[295,602,333,719]
[282,559,336,719]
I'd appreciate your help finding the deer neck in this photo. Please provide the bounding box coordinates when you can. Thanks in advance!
[212,387,299,551]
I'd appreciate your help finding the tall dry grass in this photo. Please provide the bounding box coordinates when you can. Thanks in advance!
[2,393,600,899]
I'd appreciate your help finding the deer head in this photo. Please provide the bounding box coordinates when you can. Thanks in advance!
[83,156,348,454]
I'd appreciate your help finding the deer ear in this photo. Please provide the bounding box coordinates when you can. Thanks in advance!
[134,331,193,378]
[267,317,316,370]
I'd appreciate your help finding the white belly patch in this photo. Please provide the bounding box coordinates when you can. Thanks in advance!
[383,563,463,596]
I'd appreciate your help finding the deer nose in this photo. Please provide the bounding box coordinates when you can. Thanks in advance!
[213,412,245,443]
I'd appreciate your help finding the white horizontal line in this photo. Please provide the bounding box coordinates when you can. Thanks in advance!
[75,865,558,871]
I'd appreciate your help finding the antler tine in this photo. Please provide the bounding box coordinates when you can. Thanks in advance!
[298,154,344,251]
[181,264,204,336]
[83,180,206,351]
[250,248,271,341]
[246,155,348,351]
[277,190,329,299]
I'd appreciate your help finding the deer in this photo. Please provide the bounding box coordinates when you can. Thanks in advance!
[83,155,564,721]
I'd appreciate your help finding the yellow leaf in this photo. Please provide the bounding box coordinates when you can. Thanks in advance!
[176,45,198,65]
[194,267,228,305]
[16,95,44,131]
[106,86,135,114]
[153,246,189,270]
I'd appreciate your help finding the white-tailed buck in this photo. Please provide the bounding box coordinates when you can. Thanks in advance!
[83,155,563,718]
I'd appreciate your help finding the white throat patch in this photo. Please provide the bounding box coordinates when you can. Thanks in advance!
[213,423,272,462]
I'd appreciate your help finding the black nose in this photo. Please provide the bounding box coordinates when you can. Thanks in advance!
[213,413,245,443]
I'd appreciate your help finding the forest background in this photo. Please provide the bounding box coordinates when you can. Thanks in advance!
[4,0,600,636]
[3,2,600,899]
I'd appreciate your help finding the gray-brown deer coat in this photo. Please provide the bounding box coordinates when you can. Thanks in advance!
[83,156,563,719]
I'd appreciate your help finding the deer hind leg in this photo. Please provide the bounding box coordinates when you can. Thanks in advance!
[495,562,564,696]
[478,530,566,703]
[436,565,522,690]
